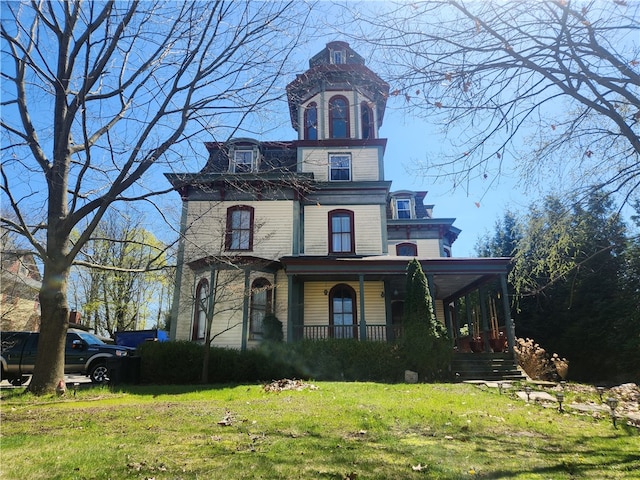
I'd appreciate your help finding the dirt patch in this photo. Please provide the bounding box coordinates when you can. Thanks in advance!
[263,379,318,393]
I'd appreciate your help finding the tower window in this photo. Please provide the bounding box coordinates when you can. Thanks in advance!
[361,102,374,139]
[304,102,318,140]
[329,154,351,181]
[329,96,350,139]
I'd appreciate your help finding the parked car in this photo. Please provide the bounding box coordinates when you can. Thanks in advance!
[1,329,135,385]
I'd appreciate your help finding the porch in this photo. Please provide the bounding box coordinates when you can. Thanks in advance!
[281,255,515,354]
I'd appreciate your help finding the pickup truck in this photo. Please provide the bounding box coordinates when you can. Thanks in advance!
[1,329,135,385]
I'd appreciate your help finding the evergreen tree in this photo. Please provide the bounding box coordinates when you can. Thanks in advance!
[402,259,450,380]
[510,193,634,381]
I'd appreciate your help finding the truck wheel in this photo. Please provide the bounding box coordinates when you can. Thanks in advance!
[89,363,110,384]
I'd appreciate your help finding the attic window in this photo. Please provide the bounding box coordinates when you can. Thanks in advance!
[232,150,255,173]
[332,50,345,64]
[395,198,413,219]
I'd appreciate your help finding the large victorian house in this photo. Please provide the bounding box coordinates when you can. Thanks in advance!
[166,42,514,355]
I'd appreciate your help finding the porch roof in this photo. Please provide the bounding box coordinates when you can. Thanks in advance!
[280,255,511,302]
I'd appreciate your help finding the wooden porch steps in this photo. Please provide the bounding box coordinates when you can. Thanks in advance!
[451,353,526,382]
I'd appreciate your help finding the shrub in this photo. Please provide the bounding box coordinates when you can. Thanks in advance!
[514,337,569,381]
[137,336,451,385]
[263,314,284,342]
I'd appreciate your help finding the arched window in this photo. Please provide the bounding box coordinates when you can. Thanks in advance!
[329,96,350,139]
[360,102,374,139]
[328,209,355,254]
[250,278,272,339]
[304,102,318,140]
[329,284,357,339]
[396,242,418,256]
[193,279,209,341]
[225,205,254,251]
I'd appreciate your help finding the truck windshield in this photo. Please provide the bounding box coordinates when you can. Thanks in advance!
[76,332,105,346]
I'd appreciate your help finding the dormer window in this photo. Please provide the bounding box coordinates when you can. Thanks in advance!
[232,149,255,173]
[395,198,413,219]
[331,50,345,64]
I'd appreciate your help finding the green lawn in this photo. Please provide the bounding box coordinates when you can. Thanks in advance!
[1,382,638,479]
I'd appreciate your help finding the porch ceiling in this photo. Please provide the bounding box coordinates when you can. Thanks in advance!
[280,255,511,301]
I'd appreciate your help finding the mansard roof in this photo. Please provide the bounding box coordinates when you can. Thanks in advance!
[200,138,297,174]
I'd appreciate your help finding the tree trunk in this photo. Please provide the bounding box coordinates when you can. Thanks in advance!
[29,268,70,394]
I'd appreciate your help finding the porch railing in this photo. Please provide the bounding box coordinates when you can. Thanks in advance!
[293,324,403,342]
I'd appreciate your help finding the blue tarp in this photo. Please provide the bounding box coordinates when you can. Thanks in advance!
[114,329,169,348]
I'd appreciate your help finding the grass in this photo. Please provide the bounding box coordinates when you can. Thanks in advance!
[1,381,638,479]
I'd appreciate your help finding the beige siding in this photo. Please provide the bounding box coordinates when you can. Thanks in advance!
[298,147,381,181]
[305,205,382,255]
[184,200,294,262]
[303,281,386,326]
[173,267,196,341]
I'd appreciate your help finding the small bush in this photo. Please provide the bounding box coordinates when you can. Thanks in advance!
[514,337,569,381]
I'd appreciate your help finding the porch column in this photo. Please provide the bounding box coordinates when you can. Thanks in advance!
[479,287,490,352]
[500,273,515,355]
[464,295,473,338]
[287,275,296,343]
[241,268,251,351]
[443,300,453,339]
[383,279,393,341]
[359,275,366,340]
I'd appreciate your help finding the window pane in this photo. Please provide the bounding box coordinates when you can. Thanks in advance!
[330,155,350,181]
[234,151,253,172]
[332,295,353,339]
[305,105,317,140]
[229,208,252,250]
[397,243,417,256]
[330,212,352,253]
[396,199,411,219]
[330,98,348,139]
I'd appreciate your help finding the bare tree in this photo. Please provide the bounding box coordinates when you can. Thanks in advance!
[341,0,640,202]
[1,0,313,394]
[68,208,173,337]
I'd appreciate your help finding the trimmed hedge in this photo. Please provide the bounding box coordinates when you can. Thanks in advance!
[137,338,450,385]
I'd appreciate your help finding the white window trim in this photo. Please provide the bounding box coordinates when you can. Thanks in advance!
[394,197,414,219]
[230,147,257,173]
[331,49,345,64]
[329,153,352,182]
